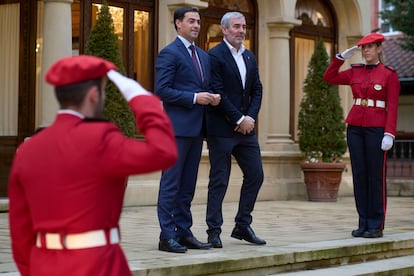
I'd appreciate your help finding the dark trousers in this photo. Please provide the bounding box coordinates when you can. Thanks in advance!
[157,136,203,240]
[206,134,264,234]
[347,125,387,230]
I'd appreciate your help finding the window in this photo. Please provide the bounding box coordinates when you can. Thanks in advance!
[379,0,395,33]
[73,0,154,90]
[199,0,256,52]
[291,0,337,141]
[295,0,333,27]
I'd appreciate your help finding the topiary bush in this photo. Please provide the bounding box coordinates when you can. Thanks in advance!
[85,1,136,137]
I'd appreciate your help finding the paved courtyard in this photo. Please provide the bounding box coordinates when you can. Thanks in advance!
[1,196,414,274]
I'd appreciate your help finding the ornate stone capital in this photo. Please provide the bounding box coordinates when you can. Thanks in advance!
[266,19,301,39]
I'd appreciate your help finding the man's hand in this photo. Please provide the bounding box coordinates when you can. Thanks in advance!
[107,70,151,101]
[196,92,221,106]
[234,116,255,135]
[381,134,394,151]
[339,45,359,59]
[210,94,221,106]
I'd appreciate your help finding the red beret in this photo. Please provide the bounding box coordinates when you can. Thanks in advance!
[357,33,385,46]
[45,55,117,87]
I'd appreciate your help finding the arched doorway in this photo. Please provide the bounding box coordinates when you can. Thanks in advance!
[290,0,337,140]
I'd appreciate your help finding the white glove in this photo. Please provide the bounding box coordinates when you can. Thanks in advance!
[107,70,151,101]
[381,134,394,151]
[340,45,359,59]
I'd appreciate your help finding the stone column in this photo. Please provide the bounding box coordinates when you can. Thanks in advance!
[262,22,298,147]
[39,0,73,127]
[251,1,305,201]
[257,20,302,151]
[255,0,301,150]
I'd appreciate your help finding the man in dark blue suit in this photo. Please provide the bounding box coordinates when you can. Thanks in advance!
[205,12,266,248]
[155,6,220,253]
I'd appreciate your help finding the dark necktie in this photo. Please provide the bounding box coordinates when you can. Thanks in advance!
[189,45,203,81]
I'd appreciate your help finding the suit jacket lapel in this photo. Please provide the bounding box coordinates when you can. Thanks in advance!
[176,38,204,84]
[242,52,253,90]
[175,38,194,69]
[220,41,244,89]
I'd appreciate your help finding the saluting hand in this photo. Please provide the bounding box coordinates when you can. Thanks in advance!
[339,45,359,60]
[107,70,151,101]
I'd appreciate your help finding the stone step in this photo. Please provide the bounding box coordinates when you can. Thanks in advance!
[128,232,414,276]
[274,255,414,275]
[2,239,414,276]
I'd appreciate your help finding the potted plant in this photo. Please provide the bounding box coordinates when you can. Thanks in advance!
[297,39,347,202]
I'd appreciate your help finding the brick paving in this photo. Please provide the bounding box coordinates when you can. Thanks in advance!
[1,196,413,274]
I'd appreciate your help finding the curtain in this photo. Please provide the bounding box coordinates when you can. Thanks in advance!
[133,10,149,90]
[0,3,19,136]
[294,37,314,141]
[294,38,333,140]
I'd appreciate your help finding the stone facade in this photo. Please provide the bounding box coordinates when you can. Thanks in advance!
[2,0,384,205]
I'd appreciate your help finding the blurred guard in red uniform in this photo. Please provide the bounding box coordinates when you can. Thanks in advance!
[324,33,400,239]
[8,55,177,276]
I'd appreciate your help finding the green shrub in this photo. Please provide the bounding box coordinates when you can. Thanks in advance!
[298,39,347,162]
[85,2,136,137]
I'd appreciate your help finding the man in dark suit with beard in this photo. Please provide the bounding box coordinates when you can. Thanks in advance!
[205,11,266,248]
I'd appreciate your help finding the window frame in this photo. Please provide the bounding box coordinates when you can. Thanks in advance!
[77,0,156,89]
[290,0,338,141]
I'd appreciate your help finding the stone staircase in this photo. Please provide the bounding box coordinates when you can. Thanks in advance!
[275,256,414,275]
[129,232,414,276]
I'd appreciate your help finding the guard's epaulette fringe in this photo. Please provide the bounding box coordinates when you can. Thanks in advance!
[351,63,365,68]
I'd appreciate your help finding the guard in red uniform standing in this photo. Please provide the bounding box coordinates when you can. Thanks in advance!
[324,33,400,238]
[8,55,178,276]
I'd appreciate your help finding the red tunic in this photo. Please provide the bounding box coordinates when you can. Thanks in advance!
[323,57,400,136]
[8,95,177,276]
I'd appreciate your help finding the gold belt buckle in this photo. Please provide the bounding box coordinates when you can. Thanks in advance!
[360,99,368,106]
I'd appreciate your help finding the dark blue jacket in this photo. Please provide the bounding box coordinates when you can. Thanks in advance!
[206,40,262,137]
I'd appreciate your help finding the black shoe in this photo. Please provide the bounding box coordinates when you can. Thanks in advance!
[178,236,212,249]
[351,228,366,237]
[231,225,266,245]
[159,239,187,253]
[208,233,223,248]
[363,229,383,238]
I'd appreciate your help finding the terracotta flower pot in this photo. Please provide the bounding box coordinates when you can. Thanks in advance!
[300,162,346,202]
